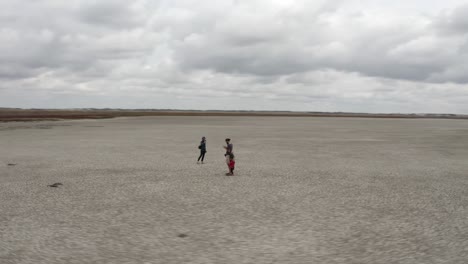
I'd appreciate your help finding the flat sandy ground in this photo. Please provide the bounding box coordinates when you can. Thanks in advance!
[1,117,468,264]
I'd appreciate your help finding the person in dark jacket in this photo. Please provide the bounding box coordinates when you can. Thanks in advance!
[197,136,207,164]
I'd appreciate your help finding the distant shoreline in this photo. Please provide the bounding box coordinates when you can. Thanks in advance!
[1,108,467,122]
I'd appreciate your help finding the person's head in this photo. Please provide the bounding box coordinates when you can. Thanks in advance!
[229,153,235,160]
[225,138,231,143]
[202,136,206,141]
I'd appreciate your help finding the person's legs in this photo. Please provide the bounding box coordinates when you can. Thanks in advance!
[197,151,203,162]
[201,152,206,163]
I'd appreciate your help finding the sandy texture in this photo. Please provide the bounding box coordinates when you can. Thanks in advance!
[1,116,468,264]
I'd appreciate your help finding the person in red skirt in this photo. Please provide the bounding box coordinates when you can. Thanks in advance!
[226,153,235,176]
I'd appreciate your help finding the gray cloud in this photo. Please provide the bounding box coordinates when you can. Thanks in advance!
[175,3,468,83]
[0,0,468,113]
[78,1,147,29]
[436,4,468,34]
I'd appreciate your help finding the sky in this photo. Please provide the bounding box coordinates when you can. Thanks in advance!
[1,0,468,113]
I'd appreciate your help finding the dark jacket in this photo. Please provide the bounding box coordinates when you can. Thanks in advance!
[199,141,206,152]
[225,143,233,154]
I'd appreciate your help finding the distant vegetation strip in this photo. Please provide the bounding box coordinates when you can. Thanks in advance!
[0,108,467,122]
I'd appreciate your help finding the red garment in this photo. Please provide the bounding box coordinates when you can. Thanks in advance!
[228,160,235,169]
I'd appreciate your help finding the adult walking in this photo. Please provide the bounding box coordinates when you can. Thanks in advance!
[223,138,233,164]
[197,136,207,164]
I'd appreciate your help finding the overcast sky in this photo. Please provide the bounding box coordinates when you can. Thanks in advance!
[1,0,468,113]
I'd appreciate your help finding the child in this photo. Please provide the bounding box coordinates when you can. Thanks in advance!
[226,153,235,176]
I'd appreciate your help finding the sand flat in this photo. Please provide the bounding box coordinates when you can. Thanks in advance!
[1,116,468,264]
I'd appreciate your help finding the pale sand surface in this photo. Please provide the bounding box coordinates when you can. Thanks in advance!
[1,116,468,264]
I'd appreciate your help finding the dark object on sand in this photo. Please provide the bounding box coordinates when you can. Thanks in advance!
[48,183,63,188]
[7,163,16,166]
[178,233,188,238]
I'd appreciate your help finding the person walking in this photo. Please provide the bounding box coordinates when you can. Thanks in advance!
[197,136,207,164]
[223,138,233,164]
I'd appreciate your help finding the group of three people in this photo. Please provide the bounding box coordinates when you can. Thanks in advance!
[197,137,235,176]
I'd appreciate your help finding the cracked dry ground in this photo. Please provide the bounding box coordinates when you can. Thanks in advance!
[1,116,468,264]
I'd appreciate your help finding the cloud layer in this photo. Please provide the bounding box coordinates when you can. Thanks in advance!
[1,0,468,113]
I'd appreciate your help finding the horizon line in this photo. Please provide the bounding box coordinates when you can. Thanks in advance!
[1,107,467,116]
